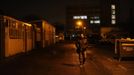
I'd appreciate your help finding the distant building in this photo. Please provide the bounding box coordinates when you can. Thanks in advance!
[65,0,122,39]
[66,4,101,39]
[101,0,119,26]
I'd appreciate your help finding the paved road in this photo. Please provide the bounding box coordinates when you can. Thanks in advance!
[88,43,134,75]
[0,41,134,75]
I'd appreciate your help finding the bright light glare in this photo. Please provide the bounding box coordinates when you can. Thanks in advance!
[76,21,83,26]
[90,20,100,24]
[83,27,86,29]
[111,5,115,9]
[72,34,75,37]
[112,20,116,24]
[73,16,87,19]
[24,23,32,27]
[90,20,94,24]
[94,20,100,24]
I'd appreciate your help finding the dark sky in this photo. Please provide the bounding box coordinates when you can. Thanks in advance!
[0,0,133,24]
[0,0,67,23]
[0,0,100,23]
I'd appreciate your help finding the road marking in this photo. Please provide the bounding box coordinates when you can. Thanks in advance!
[118,64,127,71]
[106,58,113,62]
[90,60,100,70]
[99,56,128,72]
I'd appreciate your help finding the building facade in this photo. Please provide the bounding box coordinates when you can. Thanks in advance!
[66,4,101,39]
[65,0,122,39]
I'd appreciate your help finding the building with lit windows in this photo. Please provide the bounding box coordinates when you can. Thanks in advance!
[66,0,120,39]
[100,0,120,39]
[65,5,101,39]
[100,0,119,26]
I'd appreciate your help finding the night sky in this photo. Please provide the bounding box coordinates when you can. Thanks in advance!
[0,0,133,24]
[0,0,100,24]
[0,0,67,23]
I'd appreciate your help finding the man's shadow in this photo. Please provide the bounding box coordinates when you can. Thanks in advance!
[80,65,87,75]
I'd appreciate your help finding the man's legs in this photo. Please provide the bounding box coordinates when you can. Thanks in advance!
[79,52,82,65]
[82,51,85,64]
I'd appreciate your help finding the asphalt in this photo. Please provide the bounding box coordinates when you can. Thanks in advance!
[0,41,134,75]
[0,41,103,75]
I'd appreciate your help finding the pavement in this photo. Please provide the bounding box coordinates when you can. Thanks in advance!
[0,41,134,75]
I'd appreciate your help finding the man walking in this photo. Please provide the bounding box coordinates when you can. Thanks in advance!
[75,34,88,66]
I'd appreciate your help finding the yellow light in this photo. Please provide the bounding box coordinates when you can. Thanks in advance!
[76,20,83,26]
[55,35,58,37]
[24,23,32,27]
[83,27,86,29]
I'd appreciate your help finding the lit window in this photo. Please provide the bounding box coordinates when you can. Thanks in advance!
[90,20,94,24]
[112,20,116,24]
[72,34,75,37]
[94,16,99,19]
[94,20,100,24]
[75,16,80,19]
[90,16,100,24]
[73,16,79,19]
[73,16,77,19]
[81,16,84,19]
[111,5,115,9]
[73,16,87,19]
[112,10,115,14]
[81,16,87,19]
[111,4,116,25]
[112,15,116,19]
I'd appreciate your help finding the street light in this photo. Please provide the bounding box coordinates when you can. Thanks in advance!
[76,20,83,28]
[75,20,85,36]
